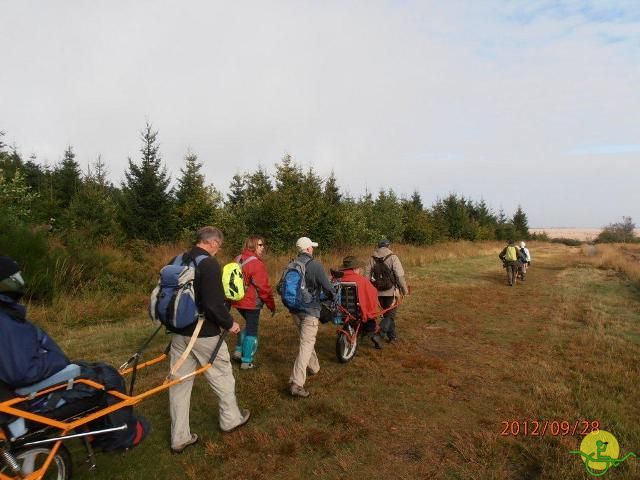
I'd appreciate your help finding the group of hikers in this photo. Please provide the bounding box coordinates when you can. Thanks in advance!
[499,239,532,286]
[0,226,409,455]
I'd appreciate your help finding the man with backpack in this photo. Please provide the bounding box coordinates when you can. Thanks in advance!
[364,238,409,344]
[499,239,525,286]
[167,226,250,453]
[280,236,335,398]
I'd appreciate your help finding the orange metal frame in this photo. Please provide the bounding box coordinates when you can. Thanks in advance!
[0,352,209,480]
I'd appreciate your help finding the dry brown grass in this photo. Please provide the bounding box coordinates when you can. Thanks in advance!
[580,243,640,284]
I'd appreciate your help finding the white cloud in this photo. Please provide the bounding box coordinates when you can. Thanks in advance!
[1,0,639,227]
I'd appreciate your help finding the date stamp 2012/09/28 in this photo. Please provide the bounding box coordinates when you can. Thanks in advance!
[500,420,600,437]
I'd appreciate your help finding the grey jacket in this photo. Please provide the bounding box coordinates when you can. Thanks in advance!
[295,252,335,318]
[363,247,409,297]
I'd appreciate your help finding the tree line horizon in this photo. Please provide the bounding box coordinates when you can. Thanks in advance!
[1,123,531,253]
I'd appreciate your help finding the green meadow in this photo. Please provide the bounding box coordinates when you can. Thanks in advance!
[29,242,640,480]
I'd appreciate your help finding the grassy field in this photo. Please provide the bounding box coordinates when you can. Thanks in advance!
[28,242,640,480]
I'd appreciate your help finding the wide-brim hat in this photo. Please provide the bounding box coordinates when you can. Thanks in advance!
[341,255,365,270]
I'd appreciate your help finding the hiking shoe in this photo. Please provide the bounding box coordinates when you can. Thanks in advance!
[240,362,256,370]
[221,409,251,433]
[171,433,198,454]
[307,367,319,376]
[290,384,310,398]
[371,334,384,349]
[232,351,242,362]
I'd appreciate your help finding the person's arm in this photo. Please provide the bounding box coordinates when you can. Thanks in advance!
[498,247,507,260]
[309,261,336,300]
[392,256,409,295]
[199,258,234,330]
[252,262,276,312]
[0,320,68,387]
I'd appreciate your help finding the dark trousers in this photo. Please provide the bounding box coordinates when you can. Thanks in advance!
[379,296,398,340]
[238,308,260,336]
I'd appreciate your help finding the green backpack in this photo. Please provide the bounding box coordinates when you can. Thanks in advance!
[222,262,245,301]
[504,246,518,262]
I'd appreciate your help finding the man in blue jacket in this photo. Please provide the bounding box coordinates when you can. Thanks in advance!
[0,256,68,388]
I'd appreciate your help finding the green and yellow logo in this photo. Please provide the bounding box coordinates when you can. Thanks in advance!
[570,430,637,476]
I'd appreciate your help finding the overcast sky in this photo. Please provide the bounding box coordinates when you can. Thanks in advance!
[2,0,639,227]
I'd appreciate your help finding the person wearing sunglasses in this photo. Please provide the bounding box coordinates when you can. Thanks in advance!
[230,235,276,370]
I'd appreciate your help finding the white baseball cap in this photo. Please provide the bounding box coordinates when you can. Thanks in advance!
[296,237,318,251]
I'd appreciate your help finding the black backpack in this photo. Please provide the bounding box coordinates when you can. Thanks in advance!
[370,254,395,291]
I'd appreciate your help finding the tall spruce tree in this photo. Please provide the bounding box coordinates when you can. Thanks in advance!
[174,152,219,235]
[402,191,431,244]
[120,123,175,242]
[512,205,529,239]
[227,173,246,208]
[55,146,81,210]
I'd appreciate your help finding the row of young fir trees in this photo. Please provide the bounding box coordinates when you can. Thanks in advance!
[0,124,530,253]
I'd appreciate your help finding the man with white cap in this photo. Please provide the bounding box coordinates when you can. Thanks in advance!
[519,241,531,278]
[285,236,335,397]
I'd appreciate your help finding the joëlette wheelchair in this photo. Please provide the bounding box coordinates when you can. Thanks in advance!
[0,329,227,480]
[323,272,399,363]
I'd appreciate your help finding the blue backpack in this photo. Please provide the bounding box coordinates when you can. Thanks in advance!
[149,254,207,330]
[278,257,314,310]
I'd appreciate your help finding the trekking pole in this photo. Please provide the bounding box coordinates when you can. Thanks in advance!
[119,324,164,395]
[207,330,229,365]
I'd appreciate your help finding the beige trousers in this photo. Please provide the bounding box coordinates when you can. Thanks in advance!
[289,312,320,387]
[169,334,243,449]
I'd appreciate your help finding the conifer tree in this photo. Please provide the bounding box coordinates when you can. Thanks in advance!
[245,167,272,201]
[174,152,219,235]
[402,191,431,244]
[512,205,529,239]
[227,173,246,208]
[372,189,404,242]
[120,123,175,242]
[55,146,81,210]
[65,157,121,239]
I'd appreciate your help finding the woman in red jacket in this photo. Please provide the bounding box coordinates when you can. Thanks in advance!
[231,235,276,369]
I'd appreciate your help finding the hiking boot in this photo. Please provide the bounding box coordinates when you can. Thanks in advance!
[221,409,251,433]
[171,433,198,454]
[240,362,256,370]
[371,334,384,349]
[232,350,242,362]
[290,384,310,398]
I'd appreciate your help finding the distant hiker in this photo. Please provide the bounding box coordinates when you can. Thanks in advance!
[335,256,384,349]
[0,256,149,451]
[230,235,276,370]
[280,237,335,398]
[499,239,525,286]
[168,226,250,453]
[520,241,531,276]
[364,238,409,343]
